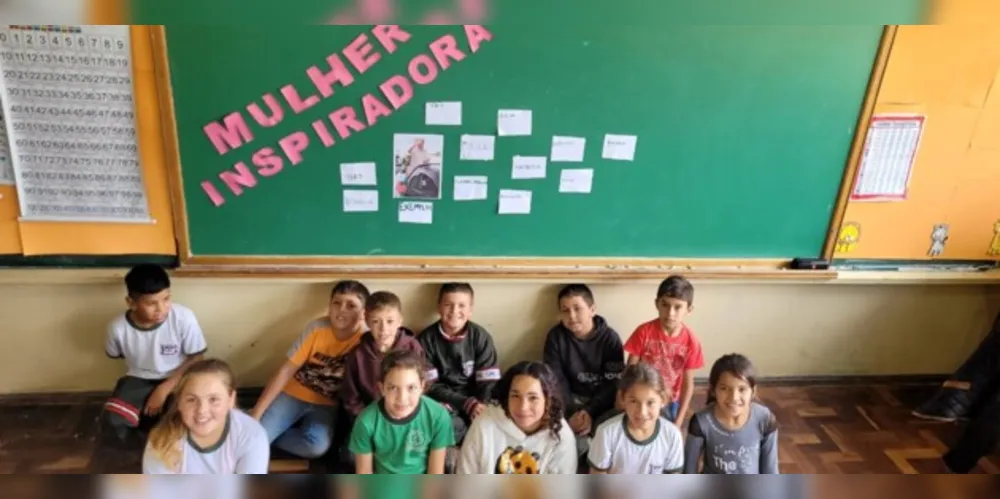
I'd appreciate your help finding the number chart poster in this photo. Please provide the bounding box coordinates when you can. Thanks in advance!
[0,24,151,223]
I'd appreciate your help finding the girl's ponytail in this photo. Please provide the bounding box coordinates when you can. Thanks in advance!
[147,404,186,471]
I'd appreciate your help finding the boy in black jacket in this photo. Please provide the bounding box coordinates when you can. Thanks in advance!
[418,282,500,444]
[543,283,625,457]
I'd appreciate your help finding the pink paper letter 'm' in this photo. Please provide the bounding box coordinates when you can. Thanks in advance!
[379,74,413,109]
[306,53,356,98]
[361,93,393,127]
[219,162,257,196]
[429,35,465,70]
[312,119,336,147]
[203,112,253,155]
[252,147,284,177]
[329,106,366,140]
[343,33,381,74]
[408,54,439,85]
[280,84,320,114]
[372,25,412,54]
[201,181,225,207]
[278,132,310,166]
[464,25,493,53]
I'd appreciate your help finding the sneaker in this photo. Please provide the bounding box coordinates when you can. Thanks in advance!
[911,387,972,422]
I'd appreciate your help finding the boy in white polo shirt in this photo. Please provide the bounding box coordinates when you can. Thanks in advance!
[97,264,208,463]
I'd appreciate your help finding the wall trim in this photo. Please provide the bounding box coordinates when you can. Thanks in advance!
[0,374,947,405]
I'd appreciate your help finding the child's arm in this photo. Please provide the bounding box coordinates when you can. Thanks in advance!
[760,414,780,474]
[542,330,573,410]
[454,416,483,474]
[252,328,314,419]
[586,336,625,419]
[250,361,299,419]
[683,417,705,474]
[146,353,205,416]
[426,448,447,474]
[426,403,456,474]
[471,330,501,408]
[354,454,374,474]
[348,412,376,474]
[587,423,612,474]
[675,370,696,425]
[338,353,366,418]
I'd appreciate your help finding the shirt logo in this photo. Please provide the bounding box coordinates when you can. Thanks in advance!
[462,360,474,377]
[405,429,428,453]
[159,344,179,356]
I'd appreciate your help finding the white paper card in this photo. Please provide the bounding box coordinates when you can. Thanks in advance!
[602,134,637,161]
[340,162,377,186]
[454,176,488,201]
[498,109,532,136]
[551,136,586,162]
[460,135,495,161]
[498,189,532,215]
[511,156,547,179]
[399,201,433,224]
[343,190,379,212]
[559,169,594,194]
[425,102,462,126]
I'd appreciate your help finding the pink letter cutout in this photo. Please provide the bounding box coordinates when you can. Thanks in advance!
[343,33,381,74]
[372,25,411,53]
[306,53,356,98]
[361,93,393,126]
[246,94,285,127]
[464,25,493,53]
[252,147,284,176]
[219,162,258,196]
[278,132,310,166]
[328,107,367,140]
[201,180,225,207]
[429,35,465,70]
[203,112,254,155]
[379,74,413,109]
[280,84,320,114]
[408,54,439,85]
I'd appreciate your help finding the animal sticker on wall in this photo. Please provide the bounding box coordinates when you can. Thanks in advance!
[928,223,949,257]
[988,220,1000,257]
[835,222,862,254]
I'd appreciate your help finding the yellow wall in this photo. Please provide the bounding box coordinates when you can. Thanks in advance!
[0,272,997,394]
[836,16,1000,260]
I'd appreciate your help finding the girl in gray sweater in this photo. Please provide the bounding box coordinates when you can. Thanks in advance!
[683,354,779,474]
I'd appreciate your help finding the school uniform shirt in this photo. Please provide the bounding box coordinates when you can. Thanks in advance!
[683,402,780,474]
[418,320,501,415]
[347,395,455,474]
[455,404,577,474]
[543,315,625,418]
[142,409,270,474]
[587,413,684,474]
[340,328,423,418]
[105,304,208,380]
[623,320,704,402]
[282,318,364,406]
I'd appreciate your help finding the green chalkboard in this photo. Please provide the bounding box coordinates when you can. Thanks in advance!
[164,25,891,258]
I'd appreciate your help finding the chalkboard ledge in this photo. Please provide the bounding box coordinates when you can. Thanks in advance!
[172,260,837,282]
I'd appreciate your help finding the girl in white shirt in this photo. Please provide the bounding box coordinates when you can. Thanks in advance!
[456,361,577,474]
[588,362,684,474]
[143,358,269,474]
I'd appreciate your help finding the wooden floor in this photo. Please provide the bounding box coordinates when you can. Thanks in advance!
[0,382,998,474]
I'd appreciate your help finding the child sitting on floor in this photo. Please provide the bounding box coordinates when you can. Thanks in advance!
[340,291,423,420]
[143,358,269,474]
[250,280,369,460]
[418,282,501,444]
[348,350,455,474]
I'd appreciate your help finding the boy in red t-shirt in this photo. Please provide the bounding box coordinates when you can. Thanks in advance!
[623,275,705,426]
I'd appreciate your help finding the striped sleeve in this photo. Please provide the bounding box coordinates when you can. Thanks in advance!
[287,322,319,366]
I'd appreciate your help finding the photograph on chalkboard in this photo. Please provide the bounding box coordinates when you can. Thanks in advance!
[393,133,443,200]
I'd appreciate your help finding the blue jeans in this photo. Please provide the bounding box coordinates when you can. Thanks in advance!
[663,401,679,422]
[259,392,337,459]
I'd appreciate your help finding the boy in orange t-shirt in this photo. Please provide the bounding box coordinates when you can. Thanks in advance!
[623,275,705,426]
[250,280,369,459]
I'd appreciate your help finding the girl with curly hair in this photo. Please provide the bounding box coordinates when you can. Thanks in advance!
[455,361,577,474]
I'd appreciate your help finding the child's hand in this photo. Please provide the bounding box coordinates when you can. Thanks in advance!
[144,384,171,416]
[470,402,486,419]
[569,410,592,435]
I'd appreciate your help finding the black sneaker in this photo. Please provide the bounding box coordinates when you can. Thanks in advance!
[912,387,972,422]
